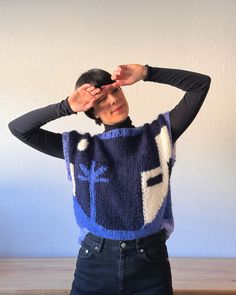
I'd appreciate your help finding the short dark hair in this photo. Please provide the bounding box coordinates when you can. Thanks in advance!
[75,69,114,125]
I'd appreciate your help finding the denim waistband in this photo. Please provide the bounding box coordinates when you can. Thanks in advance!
[82,229,166,252]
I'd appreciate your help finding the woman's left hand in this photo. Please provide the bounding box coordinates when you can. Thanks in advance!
[110,64,147,87]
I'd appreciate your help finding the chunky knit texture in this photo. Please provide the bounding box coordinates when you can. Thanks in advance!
[62,112,176,240]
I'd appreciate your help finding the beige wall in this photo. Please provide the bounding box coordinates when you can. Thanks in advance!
[1,0,235,256]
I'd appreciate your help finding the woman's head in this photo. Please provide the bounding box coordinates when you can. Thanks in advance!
[75,69,129,126]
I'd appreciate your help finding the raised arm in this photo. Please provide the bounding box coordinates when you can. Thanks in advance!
[8,99,76,159]
[108,64,211,143]
[143,65,211,142]
[8,84,110,158]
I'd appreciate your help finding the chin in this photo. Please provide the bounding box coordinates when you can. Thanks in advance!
[104,112,129,125]
[117,115,128,123]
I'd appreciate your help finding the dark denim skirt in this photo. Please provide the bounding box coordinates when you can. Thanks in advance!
[70,229,173,295]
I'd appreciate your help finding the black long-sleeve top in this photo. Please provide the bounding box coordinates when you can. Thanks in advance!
[8,66,211,159]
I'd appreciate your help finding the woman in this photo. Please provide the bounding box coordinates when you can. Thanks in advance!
[8,64,211,294]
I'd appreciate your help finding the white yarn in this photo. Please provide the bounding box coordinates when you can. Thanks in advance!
[141,126,172,225]
[77,139,89,151]
[69,163,76,196]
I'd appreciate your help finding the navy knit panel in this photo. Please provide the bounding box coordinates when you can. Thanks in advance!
[62,112,176,240]
[94,126,161,230]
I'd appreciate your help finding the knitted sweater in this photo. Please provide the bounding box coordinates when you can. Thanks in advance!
[62,111,176,240]
[8,66,211,242]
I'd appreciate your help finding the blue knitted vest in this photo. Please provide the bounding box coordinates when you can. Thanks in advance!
[62,112,176,240]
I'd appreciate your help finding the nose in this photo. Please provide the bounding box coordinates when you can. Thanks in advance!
[109,94,119,105]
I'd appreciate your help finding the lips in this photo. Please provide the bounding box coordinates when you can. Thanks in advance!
[112,104,124,113]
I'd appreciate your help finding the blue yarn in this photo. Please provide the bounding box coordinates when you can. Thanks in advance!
[77,161,109,222]
[63,112,176,241]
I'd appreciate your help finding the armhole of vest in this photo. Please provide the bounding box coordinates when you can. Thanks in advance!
[62,132,72,181]
[150,112,176,167]
[62,131,87,181]
[163,111,176,167]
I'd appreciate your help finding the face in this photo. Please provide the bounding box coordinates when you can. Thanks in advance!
[93,87,129,125]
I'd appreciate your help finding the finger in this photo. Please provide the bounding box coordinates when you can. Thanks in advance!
[83,102,92,111]
[90,88,101,95]
[103,81,123,88]
[111,74,119,81]
[112,68,121,79]
[114,68,121,75]
[111,81,122,87]
[119,65,127,71]
[80,83,92,90]
[86,96,100,109]
[83,99,94,111]
[115,65,126,74]
[112,65,128,81]
[101,84,116,93]
[115,65,123,71]
[87,85,96,92]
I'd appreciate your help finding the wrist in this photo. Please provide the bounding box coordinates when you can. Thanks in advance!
[141,65,148,80]
[143,64,152,81]
[66,96,77,114]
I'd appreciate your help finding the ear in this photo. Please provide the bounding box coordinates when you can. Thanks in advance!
[93,109,99,119]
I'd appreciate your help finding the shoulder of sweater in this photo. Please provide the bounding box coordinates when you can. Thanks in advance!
[63,113,169,140]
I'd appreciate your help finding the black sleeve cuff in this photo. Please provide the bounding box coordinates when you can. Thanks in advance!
[143,64,153,81]
[64,97,77,115]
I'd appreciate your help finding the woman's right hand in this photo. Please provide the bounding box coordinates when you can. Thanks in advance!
[67,83,103,113]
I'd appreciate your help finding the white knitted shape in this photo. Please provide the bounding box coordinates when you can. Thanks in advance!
[69,163,76,196]
[77,139,89,151]
[141,126,172,225]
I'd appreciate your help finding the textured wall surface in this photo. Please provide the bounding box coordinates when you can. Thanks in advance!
[1,0,235,257]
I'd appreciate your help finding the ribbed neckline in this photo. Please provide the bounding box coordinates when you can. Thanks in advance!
[103,116,135,132]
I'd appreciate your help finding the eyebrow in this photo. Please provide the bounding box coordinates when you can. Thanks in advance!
[97,87,119,103]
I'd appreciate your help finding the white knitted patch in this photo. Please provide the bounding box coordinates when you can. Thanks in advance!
[77,139,89,151]
[70,163,76,196]
[141,126,172,225]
